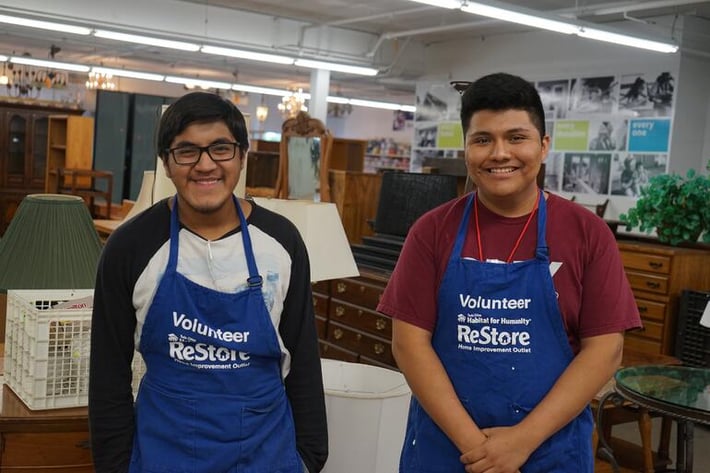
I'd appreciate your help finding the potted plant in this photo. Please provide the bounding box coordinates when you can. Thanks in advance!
[620,166,710,246]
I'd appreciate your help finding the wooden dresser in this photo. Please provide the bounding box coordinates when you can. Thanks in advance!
[0,384,92,472]
[617,240,710,356]
[313,268,396,370]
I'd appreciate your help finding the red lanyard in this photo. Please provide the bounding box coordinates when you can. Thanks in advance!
[474,194,539,263]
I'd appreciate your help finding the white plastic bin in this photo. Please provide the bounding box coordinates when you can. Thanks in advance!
[321,359,411,473]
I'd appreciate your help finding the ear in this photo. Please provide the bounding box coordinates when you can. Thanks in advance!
[540,134,551,162]
[161,156,172,178]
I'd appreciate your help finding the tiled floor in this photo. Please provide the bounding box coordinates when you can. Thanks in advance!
[597,419,710,472]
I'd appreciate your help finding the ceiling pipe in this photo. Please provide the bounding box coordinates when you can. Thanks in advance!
[366,0,698,57]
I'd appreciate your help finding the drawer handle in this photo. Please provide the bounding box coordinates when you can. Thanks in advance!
[76,439,91,449]
[357,309,363,317]
[335,306,345,317]
[333,328,344,340]
[375,318,387,331]
[359,285,366,293]
[356,333,362,341]
[648,261,663,269]
[637,306,647,313]
[337,282,347,293]
[646,281,661,289]
[312,297,317,307]
[374,343,385,355]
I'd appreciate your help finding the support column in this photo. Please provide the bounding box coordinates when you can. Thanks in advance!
[309,68,330,123]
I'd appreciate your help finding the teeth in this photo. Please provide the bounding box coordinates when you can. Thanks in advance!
[489,167,516,174]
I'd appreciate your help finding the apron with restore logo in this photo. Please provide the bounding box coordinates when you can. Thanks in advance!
[129,196,300,473]
[400,191,593,473]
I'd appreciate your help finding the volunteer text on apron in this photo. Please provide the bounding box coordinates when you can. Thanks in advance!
[130,196,300,473]
[400,190,593,473]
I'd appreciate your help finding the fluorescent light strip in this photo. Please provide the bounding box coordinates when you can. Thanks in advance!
[92,66,164,81]
[10,56,90,72]
[461,2,577,34]
[94,30,200,52]
[201,46,294,65]
[232,84,293,96]
[165,76,233,90]
[327,96,350,104]
[294,59,378,76]
[576,27,678,53]
[407,0,460,8]
[0,14,91,35]
[0,55,8,62]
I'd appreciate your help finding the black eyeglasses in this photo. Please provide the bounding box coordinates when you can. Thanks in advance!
[167,142,240,165]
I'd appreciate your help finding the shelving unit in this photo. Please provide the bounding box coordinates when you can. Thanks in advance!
[45,115,94,192]
[364,139,411,174]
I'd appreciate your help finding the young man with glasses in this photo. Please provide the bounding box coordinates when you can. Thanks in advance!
[89,91,327,473]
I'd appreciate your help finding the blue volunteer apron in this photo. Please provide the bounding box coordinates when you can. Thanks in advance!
[400,191,593,473]
[129,196,300,473]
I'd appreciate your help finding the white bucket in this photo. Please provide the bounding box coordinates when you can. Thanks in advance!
[321,359,411,473]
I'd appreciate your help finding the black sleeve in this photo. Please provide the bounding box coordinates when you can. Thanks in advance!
[89,231,137,473]
[278,226,329,473]
[88,203,170,473]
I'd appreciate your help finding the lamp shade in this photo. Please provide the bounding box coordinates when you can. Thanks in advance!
[253,198,359,282]
[0,194,102,292]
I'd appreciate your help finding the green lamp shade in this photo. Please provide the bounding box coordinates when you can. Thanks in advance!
[0,194,102,292]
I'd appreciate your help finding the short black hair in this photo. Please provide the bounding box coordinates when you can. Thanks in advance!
[157,91,249,161]
[460,72,545,139]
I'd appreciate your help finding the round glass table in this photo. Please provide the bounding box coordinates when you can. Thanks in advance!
[614,365,710,473]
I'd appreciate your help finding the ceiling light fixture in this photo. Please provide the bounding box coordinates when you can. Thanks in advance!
[91,66,165,81]
[577,27,679,53]
[200,45,295,65]
[165,76,233,90]
[232,83,292,97]
[294,59,379,76]
[85,71,116,90]
[94,30,201,52]
[0,14,91,35]
[408,0,679,53]
[9,56,90,72]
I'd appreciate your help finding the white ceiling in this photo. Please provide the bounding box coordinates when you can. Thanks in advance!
[0,0,708,103]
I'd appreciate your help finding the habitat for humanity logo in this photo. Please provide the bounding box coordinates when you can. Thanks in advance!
[167,311,251,370]
[456,294,533,354]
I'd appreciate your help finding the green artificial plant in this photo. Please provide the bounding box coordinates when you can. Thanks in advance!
[620,166,710,246]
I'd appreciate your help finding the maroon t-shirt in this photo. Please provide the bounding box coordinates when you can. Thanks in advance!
[377,192,641,354]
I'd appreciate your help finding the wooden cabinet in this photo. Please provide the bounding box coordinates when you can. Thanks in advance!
[328,170,382,244]
[0,385,93,472]
[44,115,94,193]
[330,138,366,172]
[618,241,710,355]
[0,103,84,236]
[315,268,396,370]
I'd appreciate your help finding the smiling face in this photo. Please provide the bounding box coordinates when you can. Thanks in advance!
[163,120,243,224]
[464,109,550,217]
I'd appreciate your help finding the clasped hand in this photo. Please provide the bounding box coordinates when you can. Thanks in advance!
[460,425,533,473]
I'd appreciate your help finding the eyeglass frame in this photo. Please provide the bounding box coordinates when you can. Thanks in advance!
[164,141,242,166]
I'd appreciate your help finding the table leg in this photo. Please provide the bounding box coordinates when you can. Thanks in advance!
[676,421,695,473]
[636,407,654,473]
[658,416,672,462]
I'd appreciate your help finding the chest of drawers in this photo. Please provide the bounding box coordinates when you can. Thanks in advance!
[312,268,396,369]
[617,241,710,355]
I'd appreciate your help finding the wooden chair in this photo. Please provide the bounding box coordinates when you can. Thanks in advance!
[275,112,334,202]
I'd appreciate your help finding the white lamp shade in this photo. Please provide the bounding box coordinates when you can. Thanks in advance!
[123,170,156,221]
[253,198,359,282]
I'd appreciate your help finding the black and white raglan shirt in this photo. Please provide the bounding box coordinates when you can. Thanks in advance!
[89,199,328,473]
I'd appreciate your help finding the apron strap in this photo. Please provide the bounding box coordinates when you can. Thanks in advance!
[452,193,475,258]
[535,190,549,261]
[168,195,263,289]
[234,195,263,290]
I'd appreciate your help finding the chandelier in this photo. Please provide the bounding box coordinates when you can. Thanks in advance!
[327,101,352,118]
[278,88,308,118]
[86,71,117,90]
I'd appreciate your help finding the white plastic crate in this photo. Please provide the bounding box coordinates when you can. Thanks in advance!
[4,289,145,410]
